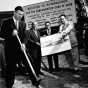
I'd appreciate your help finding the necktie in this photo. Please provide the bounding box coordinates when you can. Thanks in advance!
[34,30,38,37]
[15,21,19,30]
[47,29,51,35]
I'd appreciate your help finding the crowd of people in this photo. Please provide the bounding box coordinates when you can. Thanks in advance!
[0,4,88,88]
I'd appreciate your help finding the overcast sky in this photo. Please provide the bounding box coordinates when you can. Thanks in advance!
[0,0,49,11]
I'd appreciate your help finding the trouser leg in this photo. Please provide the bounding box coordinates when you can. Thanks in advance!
[53,54,59,69]
[65,50,74,69]
[71,46,80,67]
[5,56,16,88]
[47,55,53,71]
[23,57,39,86]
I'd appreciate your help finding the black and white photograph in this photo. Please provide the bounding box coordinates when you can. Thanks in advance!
[0,0,88,88]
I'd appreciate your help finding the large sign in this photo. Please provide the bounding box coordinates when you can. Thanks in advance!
[23,0,76,29]
[40,33,71,56]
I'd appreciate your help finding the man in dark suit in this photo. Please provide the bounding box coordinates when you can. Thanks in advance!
[26,22,42,77]
[0,6,40,88]
[41,21,59,72]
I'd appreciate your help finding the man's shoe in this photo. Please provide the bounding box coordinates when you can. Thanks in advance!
[39,71,45,76]
[32,79,41,87]
[48,68,53,73]
[54,67,62,72]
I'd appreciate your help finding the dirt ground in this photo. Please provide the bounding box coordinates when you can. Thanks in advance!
[0,48,88,88]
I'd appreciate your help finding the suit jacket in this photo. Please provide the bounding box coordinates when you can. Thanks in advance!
[30,29,40,43]
[26,29,40,46]
[25,29,41,56]
[41,28,54,36]
[0,17,26,52]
